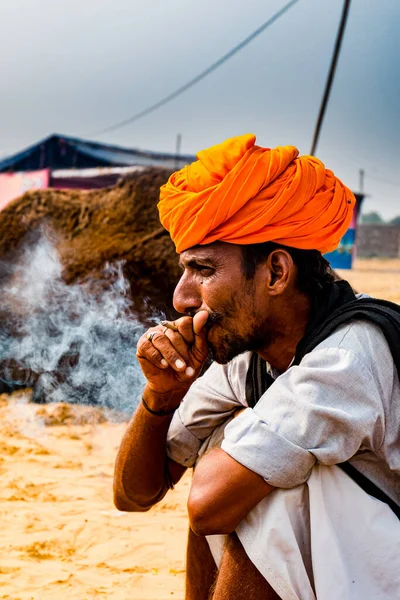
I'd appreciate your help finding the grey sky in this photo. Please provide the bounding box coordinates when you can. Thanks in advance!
[1,0,399,218]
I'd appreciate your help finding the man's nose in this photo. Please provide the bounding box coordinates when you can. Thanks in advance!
[173,274,202,315]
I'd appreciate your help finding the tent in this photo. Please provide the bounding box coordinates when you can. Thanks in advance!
[0,134,195,173]
[324,192,364,269]
[0,134,196,207]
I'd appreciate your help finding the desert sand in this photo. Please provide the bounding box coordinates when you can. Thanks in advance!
[0,258,399,600]
[0,399,189,600]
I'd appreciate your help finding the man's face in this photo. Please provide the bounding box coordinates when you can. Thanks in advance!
[173,242,274,364]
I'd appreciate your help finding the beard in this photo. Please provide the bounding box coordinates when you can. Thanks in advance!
[207,315,274,364]
[204,278,274,364]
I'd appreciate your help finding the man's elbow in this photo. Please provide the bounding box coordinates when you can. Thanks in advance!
[113,481,154,513]
[113,493,152,513]
[187,491,237,536]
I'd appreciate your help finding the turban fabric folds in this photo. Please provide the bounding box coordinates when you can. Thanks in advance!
[158,134,355,254]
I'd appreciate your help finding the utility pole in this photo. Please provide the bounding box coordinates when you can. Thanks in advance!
[175,133,182,169]
[310,0,352,156]
[359,168,365,194]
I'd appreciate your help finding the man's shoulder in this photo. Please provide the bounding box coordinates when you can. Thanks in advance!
[315,319,389,352]
[311,319,396,384]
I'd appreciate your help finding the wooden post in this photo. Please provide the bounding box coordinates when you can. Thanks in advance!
[175,134,182,169]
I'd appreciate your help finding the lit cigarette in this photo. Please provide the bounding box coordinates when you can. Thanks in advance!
[160,320,179,332]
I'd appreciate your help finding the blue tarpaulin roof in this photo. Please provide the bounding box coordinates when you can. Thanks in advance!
[0,134,196,172]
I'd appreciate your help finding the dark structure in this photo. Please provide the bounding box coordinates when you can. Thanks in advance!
[0,134,195,173]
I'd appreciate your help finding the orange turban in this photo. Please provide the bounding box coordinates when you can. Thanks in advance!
[158,134,355,254]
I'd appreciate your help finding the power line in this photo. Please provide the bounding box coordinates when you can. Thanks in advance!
[366,173,400,188]
[90,0,300,137]
[310,0,352,156]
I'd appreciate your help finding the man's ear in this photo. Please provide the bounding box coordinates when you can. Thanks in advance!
[264,250,295,295]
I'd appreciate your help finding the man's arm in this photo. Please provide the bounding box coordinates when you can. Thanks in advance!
[113,312,210,512]
[188,447,273,535]
[113,387,187,511]
[187,324,390,534]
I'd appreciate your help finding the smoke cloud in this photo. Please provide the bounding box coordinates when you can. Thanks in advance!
[0,234,148,415]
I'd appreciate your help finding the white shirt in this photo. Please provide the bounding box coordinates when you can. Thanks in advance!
[166,320,400,599]
[167,321,400,504]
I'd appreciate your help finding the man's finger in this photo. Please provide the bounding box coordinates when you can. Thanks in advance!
[192,310,209,359]
[137,336,169,369]
[176,316,195,346]
[151,334,188,373]
[193,310,209,335]
[163,329,191,363]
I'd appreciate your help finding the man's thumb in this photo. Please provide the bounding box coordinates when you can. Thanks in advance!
[193,310,209,335]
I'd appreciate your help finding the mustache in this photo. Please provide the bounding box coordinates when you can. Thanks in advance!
[206,311,223,327]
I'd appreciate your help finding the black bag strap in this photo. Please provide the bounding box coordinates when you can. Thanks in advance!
[245,296,400,517]
[294,298,400,380]
[245,352,274,409]
[339,461,400,519]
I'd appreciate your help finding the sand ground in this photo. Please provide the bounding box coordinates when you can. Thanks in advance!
[1,259,399,600]
[0,401,190,600]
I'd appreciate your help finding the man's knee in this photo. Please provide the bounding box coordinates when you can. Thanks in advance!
[213,533,280,600]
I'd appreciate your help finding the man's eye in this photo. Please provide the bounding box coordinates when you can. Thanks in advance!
[196,266,214,276]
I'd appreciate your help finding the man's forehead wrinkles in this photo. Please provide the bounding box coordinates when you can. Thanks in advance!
[179,249,218,266]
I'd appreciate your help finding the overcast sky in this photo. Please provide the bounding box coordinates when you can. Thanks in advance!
[0,0,399,218]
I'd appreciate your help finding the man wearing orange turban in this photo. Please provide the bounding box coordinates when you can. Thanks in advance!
[115,135,400,600]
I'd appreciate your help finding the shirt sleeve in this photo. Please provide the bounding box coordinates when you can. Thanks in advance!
[166,357,249,467]
[221,331,388,489]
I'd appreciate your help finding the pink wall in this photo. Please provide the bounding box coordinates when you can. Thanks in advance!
[0,169,49,211]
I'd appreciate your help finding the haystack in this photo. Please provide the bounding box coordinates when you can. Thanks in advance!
[0,168,180,321]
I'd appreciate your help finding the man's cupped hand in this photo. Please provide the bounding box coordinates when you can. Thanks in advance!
[136,310,209,395]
